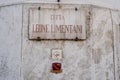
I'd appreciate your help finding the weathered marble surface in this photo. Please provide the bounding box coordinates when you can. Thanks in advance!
[91,8,114,80]
[1,0,120,10]
[22,4,92,80]
[0,5,22,80]
[111,11,120,80]
[0,3,120,80]
[22,4,115,80]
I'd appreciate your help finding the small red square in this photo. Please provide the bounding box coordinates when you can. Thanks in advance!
[52,62,61,70]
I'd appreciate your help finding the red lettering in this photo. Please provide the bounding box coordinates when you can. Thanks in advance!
[32,24,48,33]
[51,15,65,21]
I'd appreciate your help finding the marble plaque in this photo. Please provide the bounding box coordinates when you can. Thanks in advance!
[51,48,63,60]
[28,5,87,40]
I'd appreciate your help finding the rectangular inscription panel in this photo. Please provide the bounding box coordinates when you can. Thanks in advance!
[28,6,87,40]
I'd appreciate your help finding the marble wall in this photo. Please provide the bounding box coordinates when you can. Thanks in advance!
[111,10,120,80]
[0,5,22,80]
[22,4,115,80]
[0,3,120,80]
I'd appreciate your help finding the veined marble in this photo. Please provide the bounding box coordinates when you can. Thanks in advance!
[0,2,120,80]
